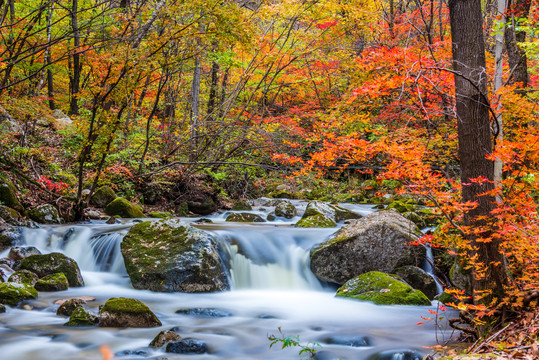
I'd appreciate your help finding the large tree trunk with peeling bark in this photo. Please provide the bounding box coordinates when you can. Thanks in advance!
[448,0,507,303]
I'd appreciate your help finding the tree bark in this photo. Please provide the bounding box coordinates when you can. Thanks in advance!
[493,0,506,192]
[70,0,81,115]
[448,0,507,302]
[504,0,531,90]
[190,55,201,161]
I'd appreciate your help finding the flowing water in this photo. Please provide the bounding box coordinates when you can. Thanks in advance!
[0,202,453,360]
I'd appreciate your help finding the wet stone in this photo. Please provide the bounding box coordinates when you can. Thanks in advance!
[165,338,208,354]
[8,246,41,261]
[115,349,148,357]
[175,308,232,318]
[149,330,181,348]
[323,335,371,347]
[367,349,424,360]
[57,298,87,317]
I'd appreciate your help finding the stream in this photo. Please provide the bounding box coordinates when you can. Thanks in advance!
[0,201,454,360]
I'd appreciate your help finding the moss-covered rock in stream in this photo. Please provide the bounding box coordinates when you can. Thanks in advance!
[8,246,41,261]
[150,330,181,348]
[0,205,21,225]
[148,211,173,218]
[104,198,145,218]
[90,186,117,208]
[98,297,161,328]
[0,220,19,252]
[295,214,337,228]
[393,266,437,300]
[0,304,5,312]
[57,298,86,316]
[28,204,61,224]
[8,270,39,286]
[225,212,265,223]
[20,253,84,287]
[187,198,217,215]
[302,200,362,223]
[274,201,297,219]
[336,271,431,305]
[64,306,98,326]
[0,282,38,306]
[310,210,425,285]
[120,219,229,292]
[386,200,416,214]
[0,180,24,213]
[231,200,252,211]
[35,273,69,291]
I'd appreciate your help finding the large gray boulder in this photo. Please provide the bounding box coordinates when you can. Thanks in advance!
[28,204,61,224]
[310,210,425,285]
[296,200,362,228]
[120,219,230,292]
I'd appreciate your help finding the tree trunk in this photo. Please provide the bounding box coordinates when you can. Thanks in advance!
[493,0,506,192]
[448,0,507,302]
[70,0,81,115]
[190,55,201,161]
[504,0,531,90]
[207,61,219,120]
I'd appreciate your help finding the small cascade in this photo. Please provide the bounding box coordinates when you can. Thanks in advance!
[20,225,129,274]
[424,245,444,294]
[214,227,334,290]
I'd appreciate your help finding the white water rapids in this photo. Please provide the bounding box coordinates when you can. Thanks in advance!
[0,202,454,360]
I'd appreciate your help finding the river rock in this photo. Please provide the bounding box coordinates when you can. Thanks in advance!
[35,273,69,291]
[304,200,362,222]
[231,200,252,211]
[0,304,5,312]
[64,306,98,326]
[150,330,181,348]
[98,297,161,328]
[225,212,265,223]
[323,335,371,347]
[8,246,42,261]
[148,211,173,218]
[175,307,232,318]
[0,264,14,281]
[295,214,337,228]
[187,197,217,215]
[336,271,430,305]
[104,198,144,218]
[8,270,39,286]
[28,204,61,224]
[121,219,229,292]
[253,197,272,206]
[0,180,24,213]
[0,282,38,306]
[393,266,437,300]
[166,338,208,354]
[367,348,424,360]
[274,201,297,219]
[0,205,21,225]
[0,221,19,252]
[90,186,117,208]
[20,252,84,287]
[57,298,86,316]
[310,210,425,284]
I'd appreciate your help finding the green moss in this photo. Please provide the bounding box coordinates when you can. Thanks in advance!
[64,306,97,326]
[336,271,431,306]
[20,253,84,287]
[295,214,337,228]
[90,186,117,208]
[27,204,61,224]
[0,205,20,225]
[148,211,173,218]
[226,212,265,222]
[386,200,415,214]
[35,273,69,291]
[0,180,23,212]
[231,200,252,211]
[176,202,189,216]
[101,297,152,315]
[8,270,39,285]
[0,282,38,306]
[104,198,145,218]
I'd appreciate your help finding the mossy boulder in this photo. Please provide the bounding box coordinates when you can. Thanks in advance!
[8,270,39,286]
[310,210,425,285]
[274,201,297,219]
[386,200,416,214]
[336,271,431,305]
[150,330,181,348]
[0,180,23,213]
[393,266,437,300]
[35,273,69,291]
[28,204,61,224]
[295,214,337,228]
[0,221,20,251]
[231,200,252,211]
[64,306,97,326]
[90,186,117,208]
[302,200,362,223]
[187,198,217,215]
[0,282,38,306]
[57,298,86,316]
[148,211,173,218]
[0,205,20,225]
[104,198,145,218]
[19,253,84,287]
[450,261,472,296]
[8,246,41,261]
[98,297,161,328]
[121,219,229,292]
[225,212,265,223]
